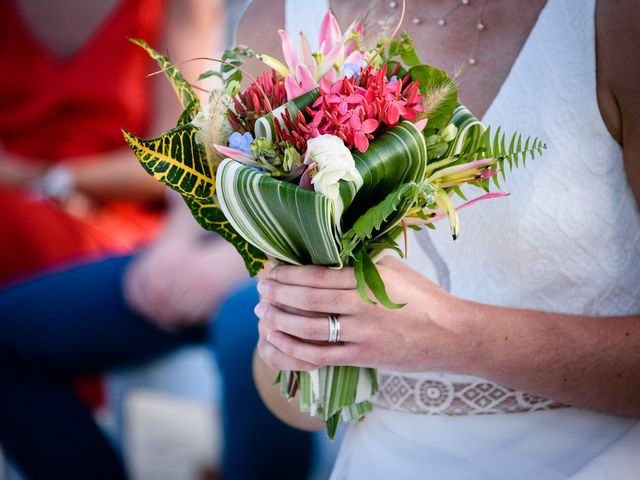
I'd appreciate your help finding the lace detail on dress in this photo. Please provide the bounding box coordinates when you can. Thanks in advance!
[372,373,566,415]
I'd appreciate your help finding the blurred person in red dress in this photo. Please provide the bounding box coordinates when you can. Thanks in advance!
[0,0,219,286]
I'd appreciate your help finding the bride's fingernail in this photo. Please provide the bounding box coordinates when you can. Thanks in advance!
[254,303,266,316]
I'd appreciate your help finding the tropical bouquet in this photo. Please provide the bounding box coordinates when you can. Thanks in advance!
[123,9,545,438]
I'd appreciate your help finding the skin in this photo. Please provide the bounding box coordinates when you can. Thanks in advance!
[0,0,222,203]
[238,0,640,431]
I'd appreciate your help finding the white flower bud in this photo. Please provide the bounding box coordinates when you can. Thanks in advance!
[304,135,362,202]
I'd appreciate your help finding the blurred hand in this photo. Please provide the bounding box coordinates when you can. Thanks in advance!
[124,237,248,330]
[0,156,46,187]
[255,256,473,373]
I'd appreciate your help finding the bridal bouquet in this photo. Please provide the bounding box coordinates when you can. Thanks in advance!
[123,10,545,438]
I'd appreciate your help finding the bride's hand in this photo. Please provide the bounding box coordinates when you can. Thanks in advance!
[255,256,474,373]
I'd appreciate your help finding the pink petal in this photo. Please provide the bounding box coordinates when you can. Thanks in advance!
[284,76,306,101]
[213,145,263,169]
[278,29,300,72]
[355,132,369,153]
[386,104,400,124]
[344,23,363,56]
[346,94,364,104]
[360,118,379,134]
[349,115,362,130]
[299,32,315,71]
[457,192,509,210]
[318,10,342,54]
[297,63,318,88]
[414,119,428,131]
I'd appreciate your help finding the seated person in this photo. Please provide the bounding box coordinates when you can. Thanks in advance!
[0,0,193,287]
[0,194,314,480]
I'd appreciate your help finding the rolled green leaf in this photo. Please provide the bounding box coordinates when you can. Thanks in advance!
[216,159,342,266]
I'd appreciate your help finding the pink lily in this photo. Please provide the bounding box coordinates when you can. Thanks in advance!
[213,144,275,171]
[404,191,510,239]
[263,10,364,101]
[319,9,342,54]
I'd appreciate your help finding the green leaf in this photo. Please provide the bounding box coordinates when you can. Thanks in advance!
[183,195,267,276]
[129,38,199,113]
[388,31,422,68]
[220,45,254,87]
[353,250,376,305]
[216,159,343,266]
[122,124,214,199]
[408,64,458,131]
[197,70,220,81]
[176,99,200,127]
[344,121,428,230]
[347,183,421,242]
[361,252,406,309]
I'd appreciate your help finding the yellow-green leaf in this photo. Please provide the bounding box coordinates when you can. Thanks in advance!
[129,38,200,113]
[122,124,214,199]
[183,196,267,276]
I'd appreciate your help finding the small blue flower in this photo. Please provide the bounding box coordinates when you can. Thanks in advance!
[341,59,367,80]
[228,131,254,154]
[389,75,398,83]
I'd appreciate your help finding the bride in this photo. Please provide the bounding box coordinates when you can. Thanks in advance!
[238,0,640,478]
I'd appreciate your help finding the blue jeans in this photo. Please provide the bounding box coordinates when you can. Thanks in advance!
[0,256,311,480]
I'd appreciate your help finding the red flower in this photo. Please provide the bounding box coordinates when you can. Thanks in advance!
[227,71,288,133]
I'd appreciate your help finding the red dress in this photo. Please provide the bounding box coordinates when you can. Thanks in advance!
[0,0,166,286]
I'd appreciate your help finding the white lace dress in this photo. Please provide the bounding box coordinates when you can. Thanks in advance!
[282,0,640,478]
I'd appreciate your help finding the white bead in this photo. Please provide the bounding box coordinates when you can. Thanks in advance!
[411,17,421,25]
[461,0,469,5]
[389,1,398,8]
[437,18,446,26]
[477,22,485,30]
[468,57,477,65]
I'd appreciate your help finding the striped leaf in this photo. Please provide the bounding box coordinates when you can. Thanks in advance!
[129,38,200,113]
[216,159,342,266]
[123,124,214,199]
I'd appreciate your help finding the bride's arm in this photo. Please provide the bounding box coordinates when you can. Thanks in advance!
[256,257,640,419]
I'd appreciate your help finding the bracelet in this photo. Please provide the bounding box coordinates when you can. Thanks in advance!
[32,165,75,201]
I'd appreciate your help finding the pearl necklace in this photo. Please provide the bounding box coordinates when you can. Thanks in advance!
[390,0,488,65]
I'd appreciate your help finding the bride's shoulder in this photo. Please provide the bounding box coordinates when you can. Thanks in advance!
[595,0,640,146]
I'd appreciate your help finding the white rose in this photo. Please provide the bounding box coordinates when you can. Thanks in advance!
[305,135,362,202]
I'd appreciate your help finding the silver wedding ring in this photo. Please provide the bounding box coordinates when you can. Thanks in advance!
[327,314,341,343]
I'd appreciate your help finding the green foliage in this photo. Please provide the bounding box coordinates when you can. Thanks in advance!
[353,249,406,309]
[408,64,458,131]
[123,124,266,275]
[220,45,254,86]
[196,46,253,87]
[129,38,200,114]
[341,182,422,260]
[176,99,200,127]
[387,31,421,67]
[477,127,547,183]
[123,125,214,199]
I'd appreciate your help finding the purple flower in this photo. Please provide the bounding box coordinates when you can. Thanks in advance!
[228,132,254,154]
